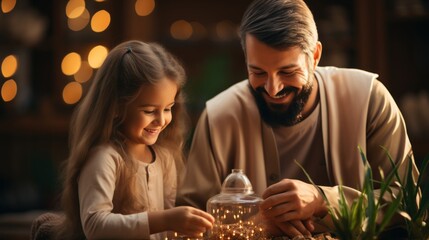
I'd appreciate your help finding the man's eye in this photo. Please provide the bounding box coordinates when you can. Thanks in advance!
[252,72,266,76]
[280,71,294,76]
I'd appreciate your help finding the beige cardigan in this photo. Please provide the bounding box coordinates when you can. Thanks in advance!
[79,144,177,239]
[177,66,416,227]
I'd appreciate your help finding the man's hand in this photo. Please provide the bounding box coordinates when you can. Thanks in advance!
[263,218,314,238]
[260,179,326,222]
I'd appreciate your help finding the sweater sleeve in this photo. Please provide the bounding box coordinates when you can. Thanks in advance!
[78,147,150,239]
[366,80,415,182]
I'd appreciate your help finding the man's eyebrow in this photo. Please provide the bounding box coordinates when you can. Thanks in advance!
[248,64,298,70]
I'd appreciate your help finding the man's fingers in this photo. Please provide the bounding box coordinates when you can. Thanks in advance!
[289,220,311,236]
[262,202,294,219]
[262,179,294,199]
[303,218,315,232]
[260,191,295,210]
[274,221,302,238]
[274,211,299,222]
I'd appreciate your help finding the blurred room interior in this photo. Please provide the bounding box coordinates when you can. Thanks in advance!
[0,0,428,238]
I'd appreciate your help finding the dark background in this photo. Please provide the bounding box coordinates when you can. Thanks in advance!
[0,0,428,238]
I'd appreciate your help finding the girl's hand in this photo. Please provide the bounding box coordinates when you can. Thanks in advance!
[165,206,214,237]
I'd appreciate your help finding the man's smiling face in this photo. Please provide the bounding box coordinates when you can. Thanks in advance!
[245,34,314,126]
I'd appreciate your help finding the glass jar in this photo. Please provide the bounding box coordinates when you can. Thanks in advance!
[206,169,267,239]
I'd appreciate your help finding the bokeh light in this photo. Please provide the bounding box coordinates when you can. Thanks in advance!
[68,8,90,31]
[190,21,207,40]
[91,10,111,32]
[74,60,93,83]
[88,45,108,69]
[1,0,16,13]
[61,52,82,76]
[66,0,86,19]
[216,20,237,41]
[170,20,193,40]
[62,81,82,104]
[135,0,155,17]
[1,55,18,78]
[1,79,17,102]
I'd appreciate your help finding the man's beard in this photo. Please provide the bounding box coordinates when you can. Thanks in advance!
[250,78,313,127]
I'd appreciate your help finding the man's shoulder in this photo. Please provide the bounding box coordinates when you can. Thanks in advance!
[205,79,259,123]
[206,80,253,110]
[208,80,250,101]
[316,66,378,83]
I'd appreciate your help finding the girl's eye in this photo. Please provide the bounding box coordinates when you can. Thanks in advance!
[143,110,155,114]
[164,108,172,112]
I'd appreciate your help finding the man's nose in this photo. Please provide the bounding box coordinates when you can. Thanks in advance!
[264,75,284,97]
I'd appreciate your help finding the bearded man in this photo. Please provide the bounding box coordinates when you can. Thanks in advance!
[176,0,417,238]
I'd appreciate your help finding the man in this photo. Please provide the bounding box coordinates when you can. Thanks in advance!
[176,0,417,237]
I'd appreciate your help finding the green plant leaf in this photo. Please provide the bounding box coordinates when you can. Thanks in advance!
[398,210,411,221]
[379,191,403,231]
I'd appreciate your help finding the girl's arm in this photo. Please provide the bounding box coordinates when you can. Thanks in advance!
[79,147,150,239]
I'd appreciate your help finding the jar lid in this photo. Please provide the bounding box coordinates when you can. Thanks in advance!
[221,169,254,194]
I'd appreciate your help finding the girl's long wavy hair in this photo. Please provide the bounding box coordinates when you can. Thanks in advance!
[55,40,188,239]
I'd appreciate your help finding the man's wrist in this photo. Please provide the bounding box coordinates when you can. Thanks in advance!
[314,186,328,218]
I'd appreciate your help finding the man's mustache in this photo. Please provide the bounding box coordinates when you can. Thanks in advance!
[256,86,298,97]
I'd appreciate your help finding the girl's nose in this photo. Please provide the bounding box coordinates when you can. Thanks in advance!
[154,112,165,126]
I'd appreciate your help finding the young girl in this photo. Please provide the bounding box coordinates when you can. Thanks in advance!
[56,40,214,239]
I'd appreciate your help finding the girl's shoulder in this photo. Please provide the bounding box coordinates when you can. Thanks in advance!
[87,143,124,167]
[89,143,120,157]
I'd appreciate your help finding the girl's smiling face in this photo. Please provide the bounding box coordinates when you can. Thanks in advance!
[120,77,177,147]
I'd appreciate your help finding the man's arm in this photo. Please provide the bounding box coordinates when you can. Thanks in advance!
[260,80,417,231]
[176,109,223,210]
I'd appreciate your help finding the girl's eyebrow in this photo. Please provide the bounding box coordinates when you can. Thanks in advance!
[138,102,175,108]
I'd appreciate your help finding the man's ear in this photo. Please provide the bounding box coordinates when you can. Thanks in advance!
[313,41,322,68]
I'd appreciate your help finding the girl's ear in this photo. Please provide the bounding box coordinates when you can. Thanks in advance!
[115,104,125,119]
[113,106,120,120]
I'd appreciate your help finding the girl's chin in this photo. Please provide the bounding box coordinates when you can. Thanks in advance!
[145,139,158,145]
[140,136,158,145]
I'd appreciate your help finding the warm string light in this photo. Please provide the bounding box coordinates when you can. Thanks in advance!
[167,204,268,240]
[208,204,268,240]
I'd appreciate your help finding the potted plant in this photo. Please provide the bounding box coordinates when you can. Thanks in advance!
[384,148,429,239]
[296,147,408,239]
